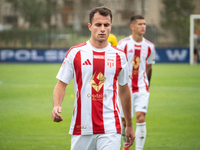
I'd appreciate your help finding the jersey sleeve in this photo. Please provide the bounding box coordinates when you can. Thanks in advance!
[147,45,156,64]
[118,53,129,86]
[56,50,74,84]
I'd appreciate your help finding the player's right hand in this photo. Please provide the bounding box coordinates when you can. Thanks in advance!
[129,75,133,79]
[52,106,63,122]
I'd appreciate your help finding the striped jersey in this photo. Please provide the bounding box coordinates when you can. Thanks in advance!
[56,41,129,135]
[117,35,155,93]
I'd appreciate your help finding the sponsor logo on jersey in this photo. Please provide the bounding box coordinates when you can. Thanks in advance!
[107,59,114,68]
[132,70,139,74]
[87,93,107,100]
[135,45,141,50]
[93,55,105,59]
[89,71,106,92]
[83,59,91,65]
[131,56,141,69]
[76,125,87,129]
[129,49,134,53]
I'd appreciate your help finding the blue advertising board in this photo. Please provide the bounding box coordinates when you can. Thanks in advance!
[155,47,190,63]
[0,47,198,63]
[0,49,68,63]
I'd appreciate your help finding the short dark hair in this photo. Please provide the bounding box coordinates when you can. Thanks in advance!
[130,15,144,24]
[89,6,112,24]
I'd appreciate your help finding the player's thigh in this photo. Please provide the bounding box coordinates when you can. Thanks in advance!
[134,92,149,113]
[71,135,96,150]
[96,133,121,150]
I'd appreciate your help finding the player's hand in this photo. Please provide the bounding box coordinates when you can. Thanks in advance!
[52,106,63,122]
[124,126,135,148]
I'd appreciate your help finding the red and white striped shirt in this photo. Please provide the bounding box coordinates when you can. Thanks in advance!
[56,41,129,135]
[117,35,155,93]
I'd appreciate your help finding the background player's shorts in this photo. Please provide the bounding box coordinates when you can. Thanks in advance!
[71,133,121,150]
[119,91,149,118]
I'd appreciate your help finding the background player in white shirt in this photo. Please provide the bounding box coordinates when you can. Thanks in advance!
[52,6,135,150]
[117,15,155,150]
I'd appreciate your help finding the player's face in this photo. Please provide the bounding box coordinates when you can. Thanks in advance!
[88,12,112,43]
[131,19,146,35]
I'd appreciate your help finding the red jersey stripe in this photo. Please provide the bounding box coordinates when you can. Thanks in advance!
[147,46,151,59]
[124,44,128,61]
[132,45,141,93]
[73,51,82,135]
[92,51,105,134]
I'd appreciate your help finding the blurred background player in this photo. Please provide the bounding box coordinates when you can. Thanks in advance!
[108,33,118,46]
[117,15,155,150]
[194,29,200,63]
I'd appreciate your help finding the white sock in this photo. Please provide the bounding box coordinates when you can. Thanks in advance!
[121,124,126,146]
[135,122,146,150]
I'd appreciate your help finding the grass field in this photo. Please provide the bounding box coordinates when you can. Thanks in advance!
[0,63,200,150]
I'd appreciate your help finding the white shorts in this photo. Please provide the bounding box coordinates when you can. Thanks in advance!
[119,91,149,118]
[71,133,121,150]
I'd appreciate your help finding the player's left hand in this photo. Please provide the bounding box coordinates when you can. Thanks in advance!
[124,126,135,147]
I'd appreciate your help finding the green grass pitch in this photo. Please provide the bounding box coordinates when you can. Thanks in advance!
[0,63,200,150]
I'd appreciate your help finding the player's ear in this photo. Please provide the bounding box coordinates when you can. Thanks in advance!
[88,23,92,31]
[130,24,134,30]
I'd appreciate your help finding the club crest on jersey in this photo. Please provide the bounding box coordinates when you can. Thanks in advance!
[89,71,106,92]
[142,49,146,55]
[107,59,114,68]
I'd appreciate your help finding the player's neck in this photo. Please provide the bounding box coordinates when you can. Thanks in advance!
[89,39,108,49]
[132,34,143,43]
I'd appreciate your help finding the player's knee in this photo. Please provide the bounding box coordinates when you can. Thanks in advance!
[136,112,146,123]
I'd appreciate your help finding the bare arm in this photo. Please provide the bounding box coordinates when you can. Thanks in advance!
[118,83,135,147]
[52,80,67,122]
[146,64,152,87]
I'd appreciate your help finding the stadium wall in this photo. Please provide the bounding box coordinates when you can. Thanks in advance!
[0,47,198,63]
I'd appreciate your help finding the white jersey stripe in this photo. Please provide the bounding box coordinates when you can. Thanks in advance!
[112,53,122,133]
